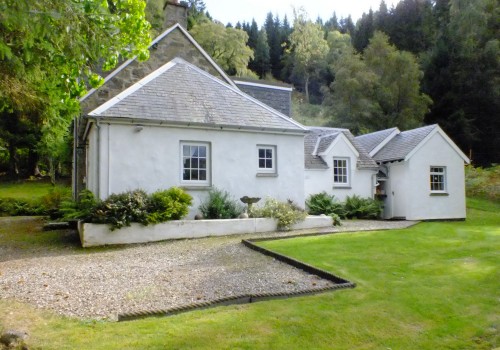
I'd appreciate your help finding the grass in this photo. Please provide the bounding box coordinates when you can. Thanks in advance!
[0,179,70,201]
[0,198,498,349]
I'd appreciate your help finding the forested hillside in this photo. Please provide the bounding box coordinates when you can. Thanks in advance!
[188,0,499,165]
[0,0,497,180]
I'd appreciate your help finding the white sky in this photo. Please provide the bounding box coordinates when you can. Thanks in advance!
[204,0,401,27]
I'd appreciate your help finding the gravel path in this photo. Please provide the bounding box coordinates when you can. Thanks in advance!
[0,218,416,321]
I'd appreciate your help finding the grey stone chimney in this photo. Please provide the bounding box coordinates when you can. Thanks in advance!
[163,0,188,29]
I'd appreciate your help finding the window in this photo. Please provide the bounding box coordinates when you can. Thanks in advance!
[430,166,446,192]
[333,158,349,185]
[181,142,210,184]
[257,145,276,173]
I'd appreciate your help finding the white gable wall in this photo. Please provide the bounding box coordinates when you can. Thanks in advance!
[86,122,305,218]
[304,136,376,202]
[403,132,466,220]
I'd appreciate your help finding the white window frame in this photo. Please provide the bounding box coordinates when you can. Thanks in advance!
[333,157,350,186]
[430,166,447,193]
[180,142,210,186]
[257,145,277,174]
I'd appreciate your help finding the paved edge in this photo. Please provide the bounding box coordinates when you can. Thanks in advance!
[117,237,355,322]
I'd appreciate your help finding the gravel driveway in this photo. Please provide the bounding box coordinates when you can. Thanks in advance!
[0,218,416,321]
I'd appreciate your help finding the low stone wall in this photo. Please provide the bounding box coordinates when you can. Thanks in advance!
[78,216,332,247]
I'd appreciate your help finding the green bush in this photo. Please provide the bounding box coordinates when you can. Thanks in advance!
[199,188,243,219]
[465,165,500,201]
[306,192,345,217]
[147,187,192,224]
[0,197,46,216]
[251,198,307,231]
[40,187,72,218]
[91,189,150,230]
[59,190,97,221]
[330,213,342,226]
[344,195,382,219]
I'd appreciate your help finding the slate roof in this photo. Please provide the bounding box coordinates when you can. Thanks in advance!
[304,127,377,170]
[355,127,399,154]
[372,124,438,162]
[89,58,307,132]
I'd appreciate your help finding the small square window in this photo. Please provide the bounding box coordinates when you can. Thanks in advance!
[257,145,277,174]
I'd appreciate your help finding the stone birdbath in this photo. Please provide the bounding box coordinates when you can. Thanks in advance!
[239,196,261,218]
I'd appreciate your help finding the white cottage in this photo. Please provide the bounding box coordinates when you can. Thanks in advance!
[356,125,470,220]
[81,57,307,217]
[73,1,470,222]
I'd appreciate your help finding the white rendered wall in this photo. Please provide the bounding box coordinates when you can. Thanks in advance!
[403,132,466,220]
[87,122,305,218]
[304,137,376,202]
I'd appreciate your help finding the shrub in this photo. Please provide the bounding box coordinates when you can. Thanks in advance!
[306,192,345,217]
[465,165,500,201]
[59,190,98,221]
[40,187,72,219]
[330,213,342,226]
[0,198,45,216]
[91,189,150,230]
[147,187,192,224]
[251,198,307,231]
[344,195,382,219]
[199,188,242,219]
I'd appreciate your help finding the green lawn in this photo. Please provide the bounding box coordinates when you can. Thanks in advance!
[0,180,70,200]
[0,198,498,349]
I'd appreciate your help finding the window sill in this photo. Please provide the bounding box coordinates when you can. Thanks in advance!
[180,185,212,191]
[256,173,278,177]
[333,185,351,189]
[430,192,449,196]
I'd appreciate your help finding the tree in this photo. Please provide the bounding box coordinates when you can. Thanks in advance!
[288,11,329,102]
[423,0,499,165]
[353,9,374,52]
[364,32,432,129]
[186,0,207,30]
[0,0,151,178]
[250,29,271,78]
[190,21,254,76]
[325,52,379,131]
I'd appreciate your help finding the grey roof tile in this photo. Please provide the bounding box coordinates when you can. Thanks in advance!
[89,58,306,132]
[373,124,437,162]
[304,127,377,170]
[355,127,399,153]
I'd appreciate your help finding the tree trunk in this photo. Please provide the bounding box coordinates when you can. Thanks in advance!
[304,74,310,103]
[49,157,56,186]
[28,149,41,177]
[7,143,19,178]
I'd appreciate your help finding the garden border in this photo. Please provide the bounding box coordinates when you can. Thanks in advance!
[117,235,355,322]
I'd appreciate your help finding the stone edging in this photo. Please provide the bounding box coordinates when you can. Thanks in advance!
[117,236,355,322]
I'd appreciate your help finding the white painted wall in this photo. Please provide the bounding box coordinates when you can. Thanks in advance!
[86,122,305,218]
[79,216,333,247]
[404,132,466,220]
[304,137,376,202]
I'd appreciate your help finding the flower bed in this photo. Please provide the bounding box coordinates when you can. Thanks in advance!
[78,216,333,247]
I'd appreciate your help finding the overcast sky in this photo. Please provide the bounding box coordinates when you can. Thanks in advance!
[203,0,400,27]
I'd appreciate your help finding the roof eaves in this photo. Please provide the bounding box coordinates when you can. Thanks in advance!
[86,115,308,135]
